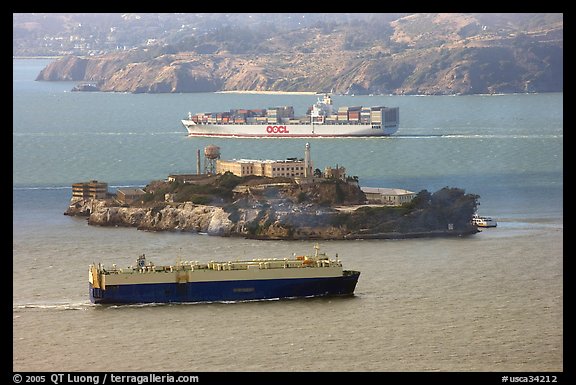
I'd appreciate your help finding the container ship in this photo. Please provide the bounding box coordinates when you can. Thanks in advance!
[181,94,399,138]
[89,245,360,304]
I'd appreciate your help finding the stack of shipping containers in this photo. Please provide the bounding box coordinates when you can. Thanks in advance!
[187,102,397,128]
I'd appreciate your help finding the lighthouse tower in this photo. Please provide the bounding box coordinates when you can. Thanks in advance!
[304,142,312,178]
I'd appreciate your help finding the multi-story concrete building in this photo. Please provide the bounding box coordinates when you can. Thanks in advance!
[71,180,108,200]
[216,143,313,178]
[216,159,307,178]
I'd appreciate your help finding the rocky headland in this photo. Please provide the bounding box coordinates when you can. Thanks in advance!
[36,13,562,95]
[65,174,480,240]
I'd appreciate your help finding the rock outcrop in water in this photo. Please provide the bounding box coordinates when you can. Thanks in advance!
[65,175,480,240]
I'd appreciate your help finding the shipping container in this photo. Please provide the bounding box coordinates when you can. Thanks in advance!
[370,110,383,123]
[349,111,360,118]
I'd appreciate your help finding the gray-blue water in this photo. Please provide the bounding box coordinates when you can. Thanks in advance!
[13,59,562,372]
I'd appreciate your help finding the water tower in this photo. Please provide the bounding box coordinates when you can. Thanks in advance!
[204,145,221,175]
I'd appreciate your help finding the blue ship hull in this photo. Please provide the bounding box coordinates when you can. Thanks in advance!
[90,271,360,304]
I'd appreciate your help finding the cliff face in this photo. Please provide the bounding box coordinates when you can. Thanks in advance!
[37,54,223,93]
[66,199,345,239]
[82,200,235,235]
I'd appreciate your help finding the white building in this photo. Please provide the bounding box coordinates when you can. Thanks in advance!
[361,187,416,206]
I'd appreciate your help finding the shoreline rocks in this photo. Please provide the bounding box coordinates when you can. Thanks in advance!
[65,196,479,240]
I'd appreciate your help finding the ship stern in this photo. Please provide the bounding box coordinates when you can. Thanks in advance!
[89,282,104,304]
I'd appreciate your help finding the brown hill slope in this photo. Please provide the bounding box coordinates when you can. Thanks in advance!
[36,13,563,95]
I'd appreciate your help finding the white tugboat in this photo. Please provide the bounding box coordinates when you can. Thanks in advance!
[472,213,497,228]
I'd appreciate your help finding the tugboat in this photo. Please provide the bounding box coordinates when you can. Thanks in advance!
[89,244,360,304]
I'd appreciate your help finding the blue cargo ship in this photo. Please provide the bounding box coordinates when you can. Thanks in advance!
[89,245,360,304]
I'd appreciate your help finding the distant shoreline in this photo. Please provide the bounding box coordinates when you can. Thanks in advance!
[13,56,62,60]
[217,90,318,95]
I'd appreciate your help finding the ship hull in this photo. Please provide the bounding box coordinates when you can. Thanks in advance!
[90,271,360,304]
[182,122,398,138]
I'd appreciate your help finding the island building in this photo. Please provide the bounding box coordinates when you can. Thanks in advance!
[324,165,346,180]
[215,143,314,178]
[216,158,306,178]
[69,180,146,205]
[361,187,416,206]
[116,188,146,205]
[71,180,108,200]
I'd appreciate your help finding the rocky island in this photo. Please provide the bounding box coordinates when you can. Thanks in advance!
[65,173,480,240]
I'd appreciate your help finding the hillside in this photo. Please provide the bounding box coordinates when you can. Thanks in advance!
[33,13,563,95]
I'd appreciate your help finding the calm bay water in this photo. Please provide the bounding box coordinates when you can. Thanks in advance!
[13,59,563,372]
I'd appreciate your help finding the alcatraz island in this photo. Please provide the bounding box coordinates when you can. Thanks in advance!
[65,143,480,240]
